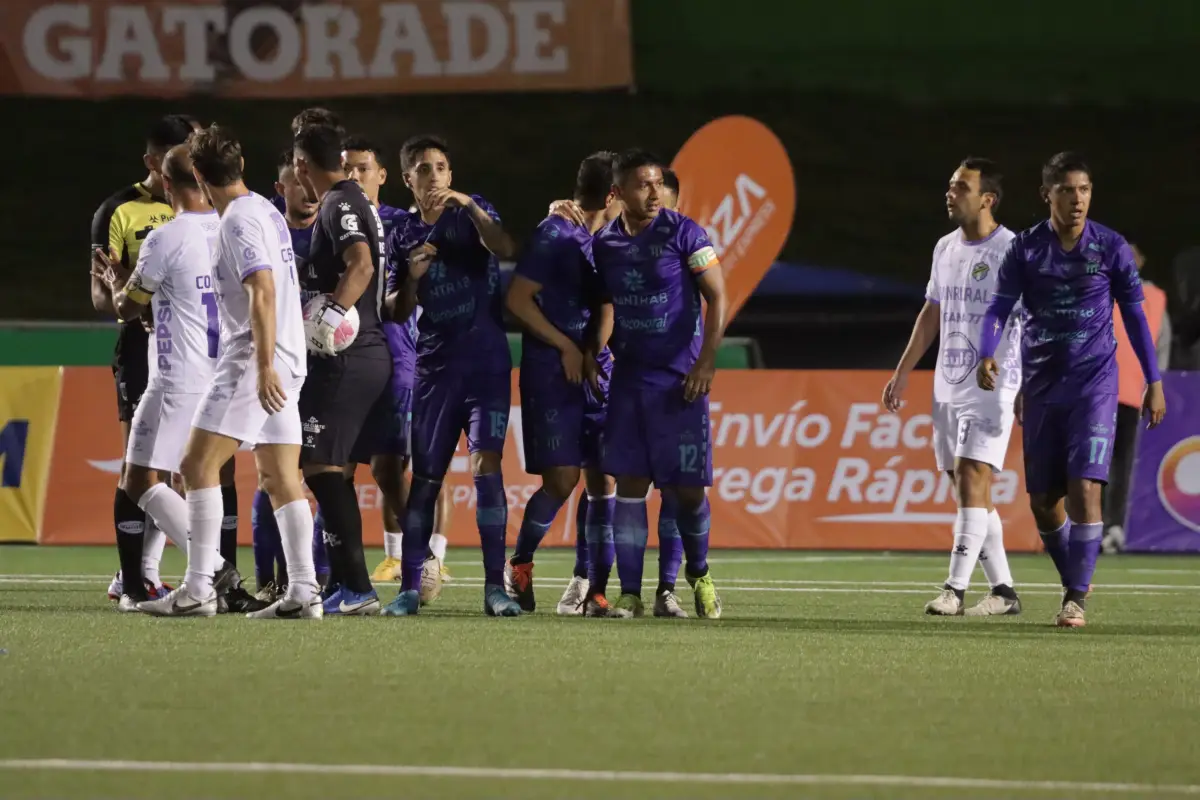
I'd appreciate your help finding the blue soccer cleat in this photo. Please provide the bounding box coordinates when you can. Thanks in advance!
[381,589,421,617]
[321,587,345,615]
[484,584,522,617]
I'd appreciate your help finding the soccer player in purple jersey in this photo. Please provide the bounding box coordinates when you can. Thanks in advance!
[380,135,520,617]
[978,152,1166,628]
[251,150,319,601]
[503,151,620,616]
[591,150,727,619]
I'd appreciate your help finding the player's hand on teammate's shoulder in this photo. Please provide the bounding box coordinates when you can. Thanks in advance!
[976,357,999,391]
[257,363,287,414]
[408,244,437,279]
[882,371,908,412]
[683,355,716,403]
[1143,381,1166,429]
[548,199,585,227]
[559,343,584,386]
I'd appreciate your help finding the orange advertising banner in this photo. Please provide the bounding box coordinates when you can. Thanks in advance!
[671,116,796,320]
[0,0,632,98]
[41,367,1040,552]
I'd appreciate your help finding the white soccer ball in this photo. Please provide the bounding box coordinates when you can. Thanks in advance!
[302,293,360,354]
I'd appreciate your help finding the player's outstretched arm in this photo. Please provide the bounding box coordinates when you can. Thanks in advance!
[884,300,939,412]
[245,270,286,414]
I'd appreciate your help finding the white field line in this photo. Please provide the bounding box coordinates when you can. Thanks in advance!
[0,758,1197,795]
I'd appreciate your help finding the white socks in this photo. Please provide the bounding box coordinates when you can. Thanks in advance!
[384,531,404,559]
[946,507,988,591]
[139,483,192,588]
[979,509,1014,589]
[141,519,166,587]
[184,487,224,600]
[429,533,448,561]
[276,499,318,601]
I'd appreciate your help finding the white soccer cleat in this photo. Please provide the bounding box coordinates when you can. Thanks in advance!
[653,590,689,618]
[246,595,322,620]
[964,592,1022,617]
[556,576,589,616]
[107,571,123,601]
[136,584,218,617]
[116,594,142,614]
[419,556,444,606]
[924,587,964,616]
[1055,600,1087,628]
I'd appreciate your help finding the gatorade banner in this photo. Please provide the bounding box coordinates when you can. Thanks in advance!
[0,367,62,542]
[671,116,796,319]
[40,367,1039,551]
[1125,372,1200,552]
[0,0,632,98]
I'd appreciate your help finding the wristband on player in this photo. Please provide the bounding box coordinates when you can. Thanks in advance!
[317,299,348,330]
[126,285,152,304]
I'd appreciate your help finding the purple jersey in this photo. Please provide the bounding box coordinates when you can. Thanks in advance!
[592,210,719,386]
[376,203,417,384]
[993,220,1144,401]
[288,221,316,305]
[513,215,607,364]
[386,195,509,372]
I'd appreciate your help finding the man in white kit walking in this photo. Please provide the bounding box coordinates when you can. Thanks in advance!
[884,157,1024,616]
[139,124,319,619]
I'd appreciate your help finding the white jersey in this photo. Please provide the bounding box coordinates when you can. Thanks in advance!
[214,193,307,379]
[926,226,1022,405]
[131,211,221,393]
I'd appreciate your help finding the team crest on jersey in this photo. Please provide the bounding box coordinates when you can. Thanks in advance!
[971,262,990,281]
[622,270,645,292]
[1085,260,1101,274]
[649,244,663,258]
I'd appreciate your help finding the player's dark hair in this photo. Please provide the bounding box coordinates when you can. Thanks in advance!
[291,107,342,137]
[277,148,296,176]
[960,156,1002,210]
[400,134,450,172]
[162,147,199,191]
[342,135,385,166]
[662,167,680,195]
[1042,151,1091,187]
[294,124,344,173]
[147,114,198,151]
[188,124,243,187]
[612,149,667,186]
[574,151,616,210]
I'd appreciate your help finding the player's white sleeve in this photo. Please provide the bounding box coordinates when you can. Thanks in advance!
[131,227,171,294]
[925,240,942,303]
[228,215,272,283]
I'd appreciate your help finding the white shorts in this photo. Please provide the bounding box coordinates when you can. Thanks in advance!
[932,400,1016,473]
[125,387,202,473]
[192,356,305,447]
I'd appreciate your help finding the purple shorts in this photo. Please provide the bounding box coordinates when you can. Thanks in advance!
[519,351,610,475]
[410,364,510,479]
[1022,392,1119,495]
[601,367,712,488]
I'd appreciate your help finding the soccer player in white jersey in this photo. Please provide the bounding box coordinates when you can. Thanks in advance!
[139,125,319,619]
[883,157,1024,616]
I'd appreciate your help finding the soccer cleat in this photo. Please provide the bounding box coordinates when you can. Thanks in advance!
[322,588,380,616]
[964,591,1022,617]
[925,587,964,616]
[440,561,453,584]
[556,576,589,616]
[1056,601,1087,628]
[420,556,444,606]
[107,571,123,601]
[212,563,242,596]
[688,571,723,619]
[255,581,282,604]
[654,590,689,619]
[371,556,403,583]
[222,584,270,614]
[381,589,421,617]
[246,595,323,620]
[583,593,613,617]
[610,593,645,619]
[148,582,174,600]
[136,584,218,617]
[116,594,142,613]
[505,560,536,613]
[484,584,522,617]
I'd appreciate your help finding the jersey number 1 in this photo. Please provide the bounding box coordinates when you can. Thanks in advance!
[201,292,219,359]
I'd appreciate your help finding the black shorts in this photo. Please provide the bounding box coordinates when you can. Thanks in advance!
[299,347,393,467]
[112,324,150,423]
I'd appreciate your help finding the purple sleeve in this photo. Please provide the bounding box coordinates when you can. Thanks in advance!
[513,218,567,286]
[676,217,719,275]
[384,227,402,294]
[1110,239,1146,307]
[979,240,1024,358]
[465,195,501,255]
[1120,300,1162,384]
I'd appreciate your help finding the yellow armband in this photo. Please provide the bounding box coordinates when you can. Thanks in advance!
[126,285,153,304]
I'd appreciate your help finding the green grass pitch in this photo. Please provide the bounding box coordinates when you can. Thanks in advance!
[2,546,1200,799]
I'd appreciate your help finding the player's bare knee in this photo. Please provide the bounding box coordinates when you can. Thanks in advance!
[584,470,614,498]
[1066,480,1103,523]
[672,487,706,512]
[1029,493,1066,530]
[954,459,993,509]
[370,456,401,492]
[179,451,215,492]
[542,467,580,501]
[471,450,503,476]
[119,465,155,503]
[616,476,651,499]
